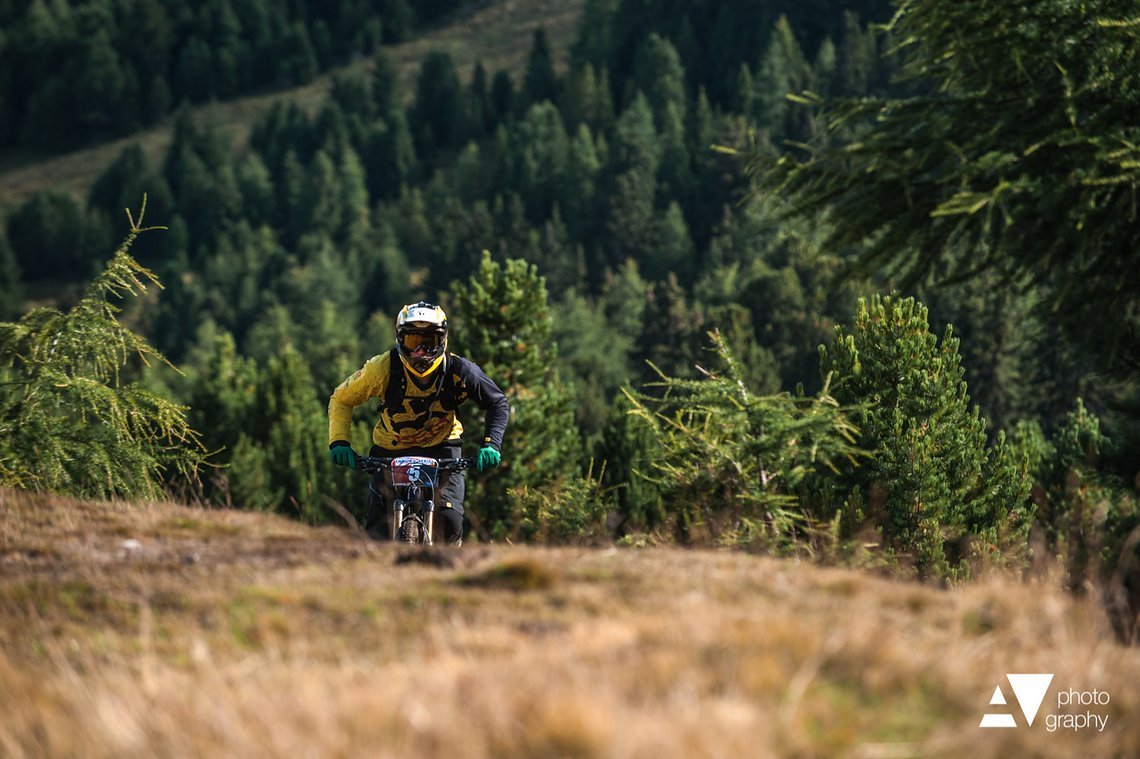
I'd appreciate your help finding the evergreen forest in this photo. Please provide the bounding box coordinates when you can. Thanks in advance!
[0,0,1137,634]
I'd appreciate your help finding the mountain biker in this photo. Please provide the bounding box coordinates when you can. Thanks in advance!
[327,301,509,544]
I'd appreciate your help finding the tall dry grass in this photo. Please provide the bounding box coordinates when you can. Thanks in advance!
[1,488,1137,758]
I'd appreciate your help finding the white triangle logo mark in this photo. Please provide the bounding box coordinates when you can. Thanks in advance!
[989,686,1007,705]
[1007,674,1054,726]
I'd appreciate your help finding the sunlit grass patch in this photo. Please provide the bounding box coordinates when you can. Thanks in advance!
[797,674,948,751]
[458,558,557,591]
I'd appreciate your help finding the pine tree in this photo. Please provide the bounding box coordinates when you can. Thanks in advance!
[562,123,602,243]
[71,27,134,135]
[299,150,341,240]
[514,101,570,221]
[647,201,694,283]
[561,64,599,130]
[371,48,401,118]
[835,11,873,96]
[363,112,418,201]
[490,70,515,125]
[0,200,206,499]
[522,26,559,109]
[597,390,663,537]
[235,152,276,229]
[813,36,837,98]
[411,49,467,158]
[255,343,328,521]
[551,286,635,441]
[184,324,258,459]
[639,274,705,383]
[175,35,215,102]
[818,295,1033,577]
[606,94,658,266]
[630,33,687,131]
[448,251,582,538]
[468,62,490,138]
[755,15,815,143]
[336,146,372,249]
[282,22,318,85]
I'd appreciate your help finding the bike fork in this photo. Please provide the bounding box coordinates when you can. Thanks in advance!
[391,499,405,541]
[424,499,435,546]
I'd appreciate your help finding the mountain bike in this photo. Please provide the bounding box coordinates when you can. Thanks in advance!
[356,455,473,546]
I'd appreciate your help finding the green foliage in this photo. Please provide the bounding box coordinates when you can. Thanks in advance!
[818,295,1033,578]
[6,191,92,282]
[551,268,644,443]
[695,196,861,393]
[751,0,1140,386]
[1012,400,1138,600]
[638,274,705,383]
[625,330,862,549]
[505,462,614,544]
[181,323,354,521]
[597,389,664,536]
[0,202,205,499]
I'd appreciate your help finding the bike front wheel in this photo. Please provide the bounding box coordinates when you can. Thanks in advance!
[398,518,421,544]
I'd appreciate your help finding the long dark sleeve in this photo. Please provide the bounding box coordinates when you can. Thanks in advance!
[451,356,510,450]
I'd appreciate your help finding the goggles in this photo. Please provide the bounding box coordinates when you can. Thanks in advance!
[400,330,443,351]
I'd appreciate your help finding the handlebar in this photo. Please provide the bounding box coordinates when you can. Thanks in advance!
[356,455,473,475]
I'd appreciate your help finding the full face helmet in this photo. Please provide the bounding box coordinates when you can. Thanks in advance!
[395,301,448,378]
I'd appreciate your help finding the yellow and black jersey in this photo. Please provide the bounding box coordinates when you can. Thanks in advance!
[328,351,509,451]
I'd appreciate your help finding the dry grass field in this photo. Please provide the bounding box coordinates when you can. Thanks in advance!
[1,487,1137,758]
[0,0,586,215]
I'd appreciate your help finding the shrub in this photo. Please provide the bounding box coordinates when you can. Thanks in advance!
[625,329,861,550]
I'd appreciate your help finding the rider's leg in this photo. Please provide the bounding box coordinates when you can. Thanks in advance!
[364,445,398,539]
[437,468,466,545]
[364,472,394,538]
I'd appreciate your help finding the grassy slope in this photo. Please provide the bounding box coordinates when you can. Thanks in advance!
[1,489,1137,758]
[0,0,585,216]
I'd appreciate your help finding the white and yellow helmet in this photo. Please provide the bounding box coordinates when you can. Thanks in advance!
[395,301,448,378]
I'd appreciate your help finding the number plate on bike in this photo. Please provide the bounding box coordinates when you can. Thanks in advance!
[390,456,439,486]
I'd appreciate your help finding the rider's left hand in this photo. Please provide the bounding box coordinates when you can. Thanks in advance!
[476,445,501,472]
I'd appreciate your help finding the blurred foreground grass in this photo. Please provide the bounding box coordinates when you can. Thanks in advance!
[1,488,1137,758]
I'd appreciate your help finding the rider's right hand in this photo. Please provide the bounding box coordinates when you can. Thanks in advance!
[329,442,357,469]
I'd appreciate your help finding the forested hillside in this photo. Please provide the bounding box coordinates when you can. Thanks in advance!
[0,0,1137,630]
